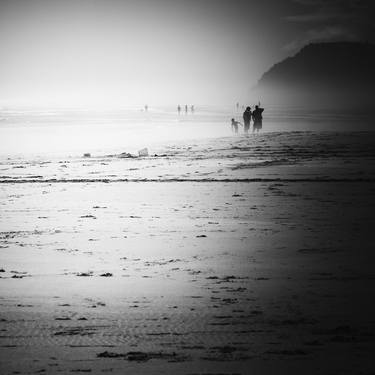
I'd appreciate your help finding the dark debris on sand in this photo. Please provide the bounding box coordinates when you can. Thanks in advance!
[76,272,94,277]
[96,351,190,362]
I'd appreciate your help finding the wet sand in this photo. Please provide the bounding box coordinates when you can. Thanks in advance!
[1,132,375,374]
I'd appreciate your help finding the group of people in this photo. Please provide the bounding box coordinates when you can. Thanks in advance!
[178,105,194,114]
[231,105,264,134]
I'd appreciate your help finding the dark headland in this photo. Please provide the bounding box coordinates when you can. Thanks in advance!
[254,42,375,110]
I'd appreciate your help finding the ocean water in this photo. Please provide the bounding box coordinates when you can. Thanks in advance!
[0,105,374,182]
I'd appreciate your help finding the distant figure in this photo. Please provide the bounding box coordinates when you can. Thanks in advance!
[145,104,148,112]
[242,106,252,134]
[185,105,188,114]
[177,105,181,114]
[191,105,194,113]
[231,118,242,134]
[236,102,239,110]
[252,105,264,133]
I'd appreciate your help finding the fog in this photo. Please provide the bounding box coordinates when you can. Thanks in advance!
[0,0,304,107]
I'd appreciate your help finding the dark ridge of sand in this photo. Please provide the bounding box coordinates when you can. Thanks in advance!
[1,177,375,183]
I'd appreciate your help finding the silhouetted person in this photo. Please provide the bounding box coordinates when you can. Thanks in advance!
[231,118,242,134]
[145,104,148,112]
[185,105,188,114]
[177,105,181,114]
[236,102,239,110]
[243,106,252,134]
[191,105,194,113]
[252,105,264,133]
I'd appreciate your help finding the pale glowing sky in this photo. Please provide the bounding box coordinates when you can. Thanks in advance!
[0,0,373,106]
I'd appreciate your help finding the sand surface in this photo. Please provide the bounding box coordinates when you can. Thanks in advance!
[1,122,375,374]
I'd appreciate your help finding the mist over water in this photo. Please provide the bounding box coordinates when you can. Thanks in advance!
[0,105,373,159]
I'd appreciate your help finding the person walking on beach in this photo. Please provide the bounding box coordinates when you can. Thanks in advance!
[177,105,181,114]
[252,104,264,133]
[185,105,188,114]
[231,118,242,134]
[243,106,252,134]
[191,105,194,113]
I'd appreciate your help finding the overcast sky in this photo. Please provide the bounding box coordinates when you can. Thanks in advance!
[0,0,374,106]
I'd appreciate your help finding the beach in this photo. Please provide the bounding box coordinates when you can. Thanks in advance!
[1,108,375,374]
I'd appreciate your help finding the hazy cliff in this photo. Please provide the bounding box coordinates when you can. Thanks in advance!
[254,42,375,109]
